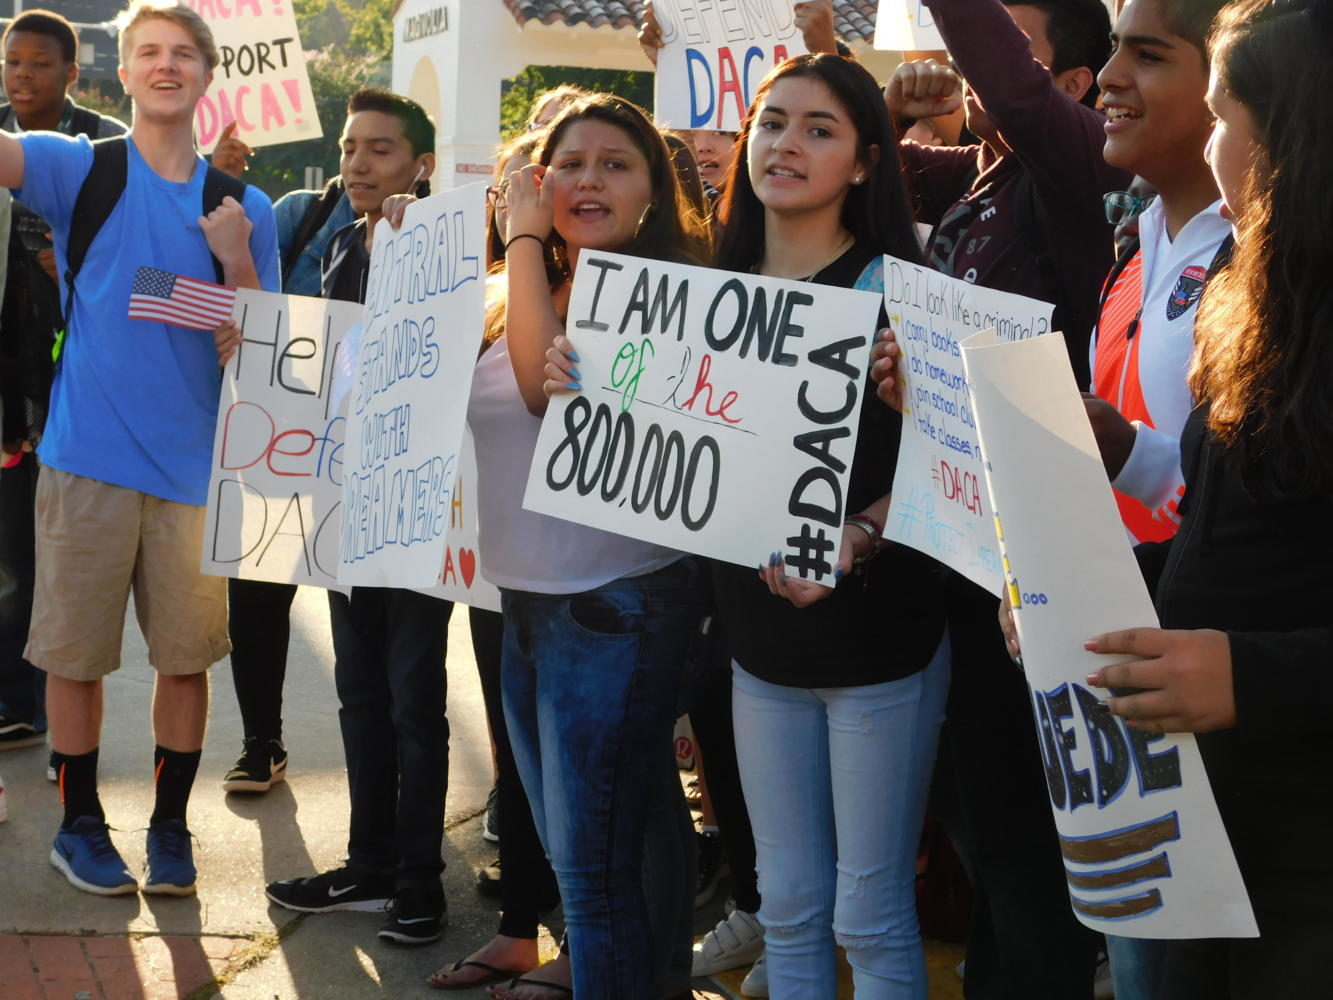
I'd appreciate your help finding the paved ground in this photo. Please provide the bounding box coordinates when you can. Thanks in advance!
[0,587,964,1000]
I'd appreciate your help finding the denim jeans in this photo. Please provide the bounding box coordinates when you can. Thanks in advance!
[0,452,43,728]
[500,557,707,1000]
[732,638,950,1000]
[1108,935,1167,999]
[328,587,452,891]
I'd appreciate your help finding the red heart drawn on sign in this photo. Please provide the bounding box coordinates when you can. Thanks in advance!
[459,548,477,588]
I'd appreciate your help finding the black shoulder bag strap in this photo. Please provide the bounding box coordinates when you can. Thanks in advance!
[68,106,105,139]
[201,164,248,283]
[282,177,344,282]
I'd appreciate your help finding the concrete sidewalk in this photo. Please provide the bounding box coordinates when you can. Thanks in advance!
[0,587,964,999]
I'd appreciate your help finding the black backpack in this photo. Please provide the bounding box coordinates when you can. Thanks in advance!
[0,137,245,444]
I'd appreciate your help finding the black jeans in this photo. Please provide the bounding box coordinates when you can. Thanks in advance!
[470,606,560,938]
[329,587,453,891]
[227,577,297,742]
[0,452,42,727]
[944,574,1099,1000]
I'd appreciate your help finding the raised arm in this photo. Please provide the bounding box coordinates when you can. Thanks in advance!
[503,163,567,416]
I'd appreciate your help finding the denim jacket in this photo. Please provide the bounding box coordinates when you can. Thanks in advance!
[274,187,356,297]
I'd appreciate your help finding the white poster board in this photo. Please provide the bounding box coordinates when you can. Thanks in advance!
[652,0,807,131]
[874,0,946,50]
[413,432,501,612]
[523,252,882,583]
[884,254,1053,594]
[961,329,1256,939]
[186,0,322,153]
[203,289,359,588]
[337,184,487,589]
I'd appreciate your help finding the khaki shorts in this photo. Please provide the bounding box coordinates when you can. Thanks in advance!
[25,466,229,681]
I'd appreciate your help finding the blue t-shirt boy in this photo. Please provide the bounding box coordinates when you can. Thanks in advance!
[14,132,280,505]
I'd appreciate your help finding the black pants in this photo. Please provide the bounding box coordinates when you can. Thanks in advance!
[329,587,452,891]
[470,606,560,938]
[0,451,41,727]
[687,618,760,915]
[944,574,1099,999]
[227,577,297,742]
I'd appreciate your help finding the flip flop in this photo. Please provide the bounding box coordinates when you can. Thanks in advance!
[427,958,526,991]
[493,976,574,998]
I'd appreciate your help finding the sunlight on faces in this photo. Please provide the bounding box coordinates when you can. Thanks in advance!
[748,76,868,219]
[1098,0,1212,184]
[546,118,654,256]
[1204,68,1266,226]
[3,32,77,123]
[118,17,211,122]
[340,109,432,219]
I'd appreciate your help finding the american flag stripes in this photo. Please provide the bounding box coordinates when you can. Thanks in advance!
[127,266,237,331]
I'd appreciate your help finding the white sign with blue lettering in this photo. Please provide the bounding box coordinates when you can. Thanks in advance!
[961,329,1256,939]
[337,183,487,588]
[652,0,808,132]
[883,254,1053,594]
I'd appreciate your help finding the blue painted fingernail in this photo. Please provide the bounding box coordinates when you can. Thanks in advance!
[834,567,845,581]
[569,368,582,380]
[566,381,582,391]
[567,350,581,362]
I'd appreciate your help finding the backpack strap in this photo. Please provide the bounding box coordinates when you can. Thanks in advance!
[282,176,345,283]
[202,164,248,283]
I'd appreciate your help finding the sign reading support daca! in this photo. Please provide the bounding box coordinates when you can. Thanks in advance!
[523,251,881,582]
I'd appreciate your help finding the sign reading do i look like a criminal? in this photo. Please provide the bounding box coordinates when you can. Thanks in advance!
[961,330,1256,940]
[523,252,882,581]
[338,184,487,589]
[883,254,1054,595]
[185,0,322,153]
[652,0,808,132]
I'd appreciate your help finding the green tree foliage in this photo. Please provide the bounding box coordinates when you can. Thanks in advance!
[500,66,654,141]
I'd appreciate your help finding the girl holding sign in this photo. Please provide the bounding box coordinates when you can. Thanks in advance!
[712,54,951,999]
[1056,0,1333,991]
[470,94,711,1000]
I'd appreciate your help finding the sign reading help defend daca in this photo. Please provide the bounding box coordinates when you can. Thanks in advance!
[523,252,882,583]
[203,289,359,587]
[186,0,322,153]
[652,0,807,132]
[338,184,487,589]
[883,254,1054,596]
[961,330,1256,939]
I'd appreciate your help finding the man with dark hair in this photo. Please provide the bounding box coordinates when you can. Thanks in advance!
[0,8,126,758]
[880,0,1132,996]
[258,89,455,948]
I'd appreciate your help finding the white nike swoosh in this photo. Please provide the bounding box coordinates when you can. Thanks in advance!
[327,884,359,897]
[396,917,436,924]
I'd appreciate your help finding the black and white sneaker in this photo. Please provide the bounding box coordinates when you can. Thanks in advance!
[482,782,500,843]
[377,885,447,945]
[696,830,730,907]
[222,738,288,793]
[0,716,45,751]
[265,864,394,913]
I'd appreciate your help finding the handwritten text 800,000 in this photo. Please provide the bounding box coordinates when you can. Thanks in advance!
[545,396,720,532]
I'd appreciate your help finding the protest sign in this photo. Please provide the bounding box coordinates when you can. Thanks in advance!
[883,254,1053,594]
[413,432,501,612]
[652,0,807,132]
[338,183,486,589]
[960,329,1256,939]
[203,288,359,588]
[185,0,321,153]
[874,0,946,50]
[523,251,882,583]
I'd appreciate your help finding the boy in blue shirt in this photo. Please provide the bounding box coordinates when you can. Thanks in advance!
[0,0,279,896]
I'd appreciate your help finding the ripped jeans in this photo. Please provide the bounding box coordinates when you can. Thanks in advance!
[732,638,949,1000]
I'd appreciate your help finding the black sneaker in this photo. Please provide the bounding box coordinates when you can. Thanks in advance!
[266,864,394,913]
[482,782,500,843]
[475,856,502,898]
[377,885,447,945]
[0,716,45,751]
[47,751,57,782]
[695,830,730,907]
[222,738,288,793]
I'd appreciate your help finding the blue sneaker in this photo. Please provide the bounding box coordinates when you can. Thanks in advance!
[142,818,197,896]
[50,816,137,895]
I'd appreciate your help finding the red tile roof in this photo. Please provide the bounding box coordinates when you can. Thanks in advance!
[500,1,880,41]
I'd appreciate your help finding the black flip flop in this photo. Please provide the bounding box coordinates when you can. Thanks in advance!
[427,958,524,991]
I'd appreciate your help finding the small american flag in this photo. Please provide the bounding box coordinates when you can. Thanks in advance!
[127,266,237,331]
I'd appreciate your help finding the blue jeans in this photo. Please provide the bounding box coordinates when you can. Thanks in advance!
[500,558,706,1000]
[1107,935,1167,1000]
[732,639,950,1000]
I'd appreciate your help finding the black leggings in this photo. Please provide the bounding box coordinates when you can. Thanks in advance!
[228,578,298,742]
